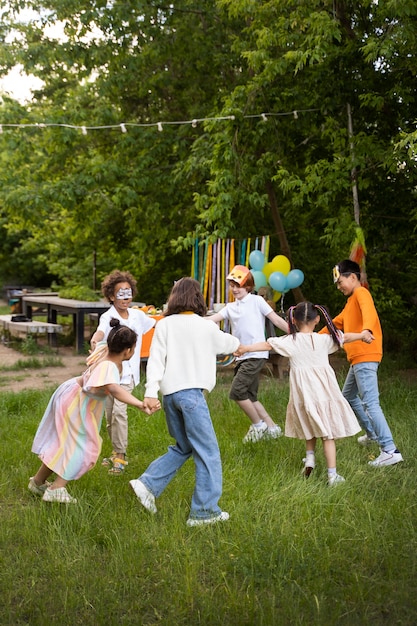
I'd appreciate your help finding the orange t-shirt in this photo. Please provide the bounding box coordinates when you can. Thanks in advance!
[321,287,383,365]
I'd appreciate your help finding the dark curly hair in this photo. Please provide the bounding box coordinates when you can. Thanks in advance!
[101,270,137,303]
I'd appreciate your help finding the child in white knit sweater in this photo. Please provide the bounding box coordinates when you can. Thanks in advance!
[130,277,240,527]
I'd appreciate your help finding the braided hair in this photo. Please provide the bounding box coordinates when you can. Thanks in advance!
[287,302,342,347]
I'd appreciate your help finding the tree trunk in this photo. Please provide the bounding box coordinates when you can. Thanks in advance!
[266,180,305,303]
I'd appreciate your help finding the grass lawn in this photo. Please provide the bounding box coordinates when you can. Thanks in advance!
[0,359,416,625]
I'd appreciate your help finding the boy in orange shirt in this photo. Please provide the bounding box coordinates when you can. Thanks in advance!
[326,259,403,467]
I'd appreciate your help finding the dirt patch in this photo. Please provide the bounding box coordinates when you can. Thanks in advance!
[0,343,87,393]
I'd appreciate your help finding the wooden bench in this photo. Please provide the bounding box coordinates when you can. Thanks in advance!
[0,314,63,347]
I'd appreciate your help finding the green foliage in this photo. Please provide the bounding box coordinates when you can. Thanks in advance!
[57,285,100,302]
[0,0,416,345]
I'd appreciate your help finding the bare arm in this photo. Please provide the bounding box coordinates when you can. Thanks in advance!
[266,311,288,334]
[144,396,161,412]
[105,383,161,414]
[343,330,374,344]
[234,341,272,357]
[205,312,223,324]
[90,330,105,351]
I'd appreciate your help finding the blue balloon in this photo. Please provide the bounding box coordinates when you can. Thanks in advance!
[251,270,267,291]
[286,269,304,289]
[249,250,265,271]
[269,271,287,293]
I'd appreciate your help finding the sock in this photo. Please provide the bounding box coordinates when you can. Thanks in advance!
[328,467,336,476]
[383,447,396,454]
[306,450,315,458]
[254,421,265,429]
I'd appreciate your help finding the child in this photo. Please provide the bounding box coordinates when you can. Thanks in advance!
[90,270,156,474]
[208,265,288,443]
[325,259,403,467]
[236,301,369,486]
[129,277,240,526]
[28,319,159,503]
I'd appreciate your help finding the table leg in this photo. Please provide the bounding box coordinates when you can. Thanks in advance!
[75,312,85,353]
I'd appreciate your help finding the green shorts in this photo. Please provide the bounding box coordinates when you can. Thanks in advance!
[229,358,267,402]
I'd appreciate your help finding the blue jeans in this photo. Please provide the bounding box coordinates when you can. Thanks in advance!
[139,389,223,520]
[342,362,395,451]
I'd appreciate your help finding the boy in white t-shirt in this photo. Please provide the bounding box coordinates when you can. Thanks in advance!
[209,265,288,443]
[90,270,155,473]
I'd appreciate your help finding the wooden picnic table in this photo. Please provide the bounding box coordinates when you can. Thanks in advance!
[22,295,110,353]
[0,314,63,346]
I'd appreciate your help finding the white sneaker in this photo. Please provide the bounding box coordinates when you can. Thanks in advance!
[42,487,77,503]
[368,449,403,467]
[328,473,345,487]
[242,422,268,443]
[186,511,229,527]
[358,434,377,446]
[267,425,282,439]
[28,477,51,496]
[129,479,157,514]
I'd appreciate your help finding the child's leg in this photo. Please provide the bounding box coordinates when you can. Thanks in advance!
[303,438,316,477]
[322,438,336,470]
[33,463,54,486]
[104,378,134,471]
[236,399,268,425]
[252,400,278,429]
[323,438,345,485]
[49,476,70,490]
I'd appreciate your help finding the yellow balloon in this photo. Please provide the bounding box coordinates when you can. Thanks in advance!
[272,290,282,302]
[262,261,275,279]
[271,255,291,275]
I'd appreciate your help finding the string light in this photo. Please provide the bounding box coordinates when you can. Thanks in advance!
[0,108,321,134]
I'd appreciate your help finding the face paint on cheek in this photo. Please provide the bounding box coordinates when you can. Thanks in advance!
[116,288,132,300]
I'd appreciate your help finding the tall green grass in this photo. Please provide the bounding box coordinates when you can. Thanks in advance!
[1,360,416,625]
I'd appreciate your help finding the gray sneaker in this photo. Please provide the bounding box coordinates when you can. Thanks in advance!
[28,477,51,496]
[129,479,157,514]
[186,511,229,527]
[368,450,403,467]
[243,422,268,443]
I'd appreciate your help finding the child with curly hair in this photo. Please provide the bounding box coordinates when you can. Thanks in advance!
[90,270,156,474]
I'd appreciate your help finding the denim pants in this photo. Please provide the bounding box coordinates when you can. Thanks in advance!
[342,362,395,451]
[140,388,223,519]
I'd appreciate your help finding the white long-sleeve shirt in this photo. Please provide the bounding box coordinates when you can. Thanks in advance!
[145,313,239,397]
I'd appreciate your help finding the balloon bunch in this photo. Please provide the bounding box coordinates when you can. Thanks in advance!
[249,250,304,308]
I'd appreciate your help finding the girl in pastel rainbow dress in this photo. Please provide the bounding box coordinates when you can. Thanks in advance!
[28,319,158,503]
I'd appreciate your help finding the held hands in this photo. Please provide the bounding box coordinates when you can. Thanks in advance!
[234,344,249,357]
[142,397,162,415]
[361,330,375,344]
